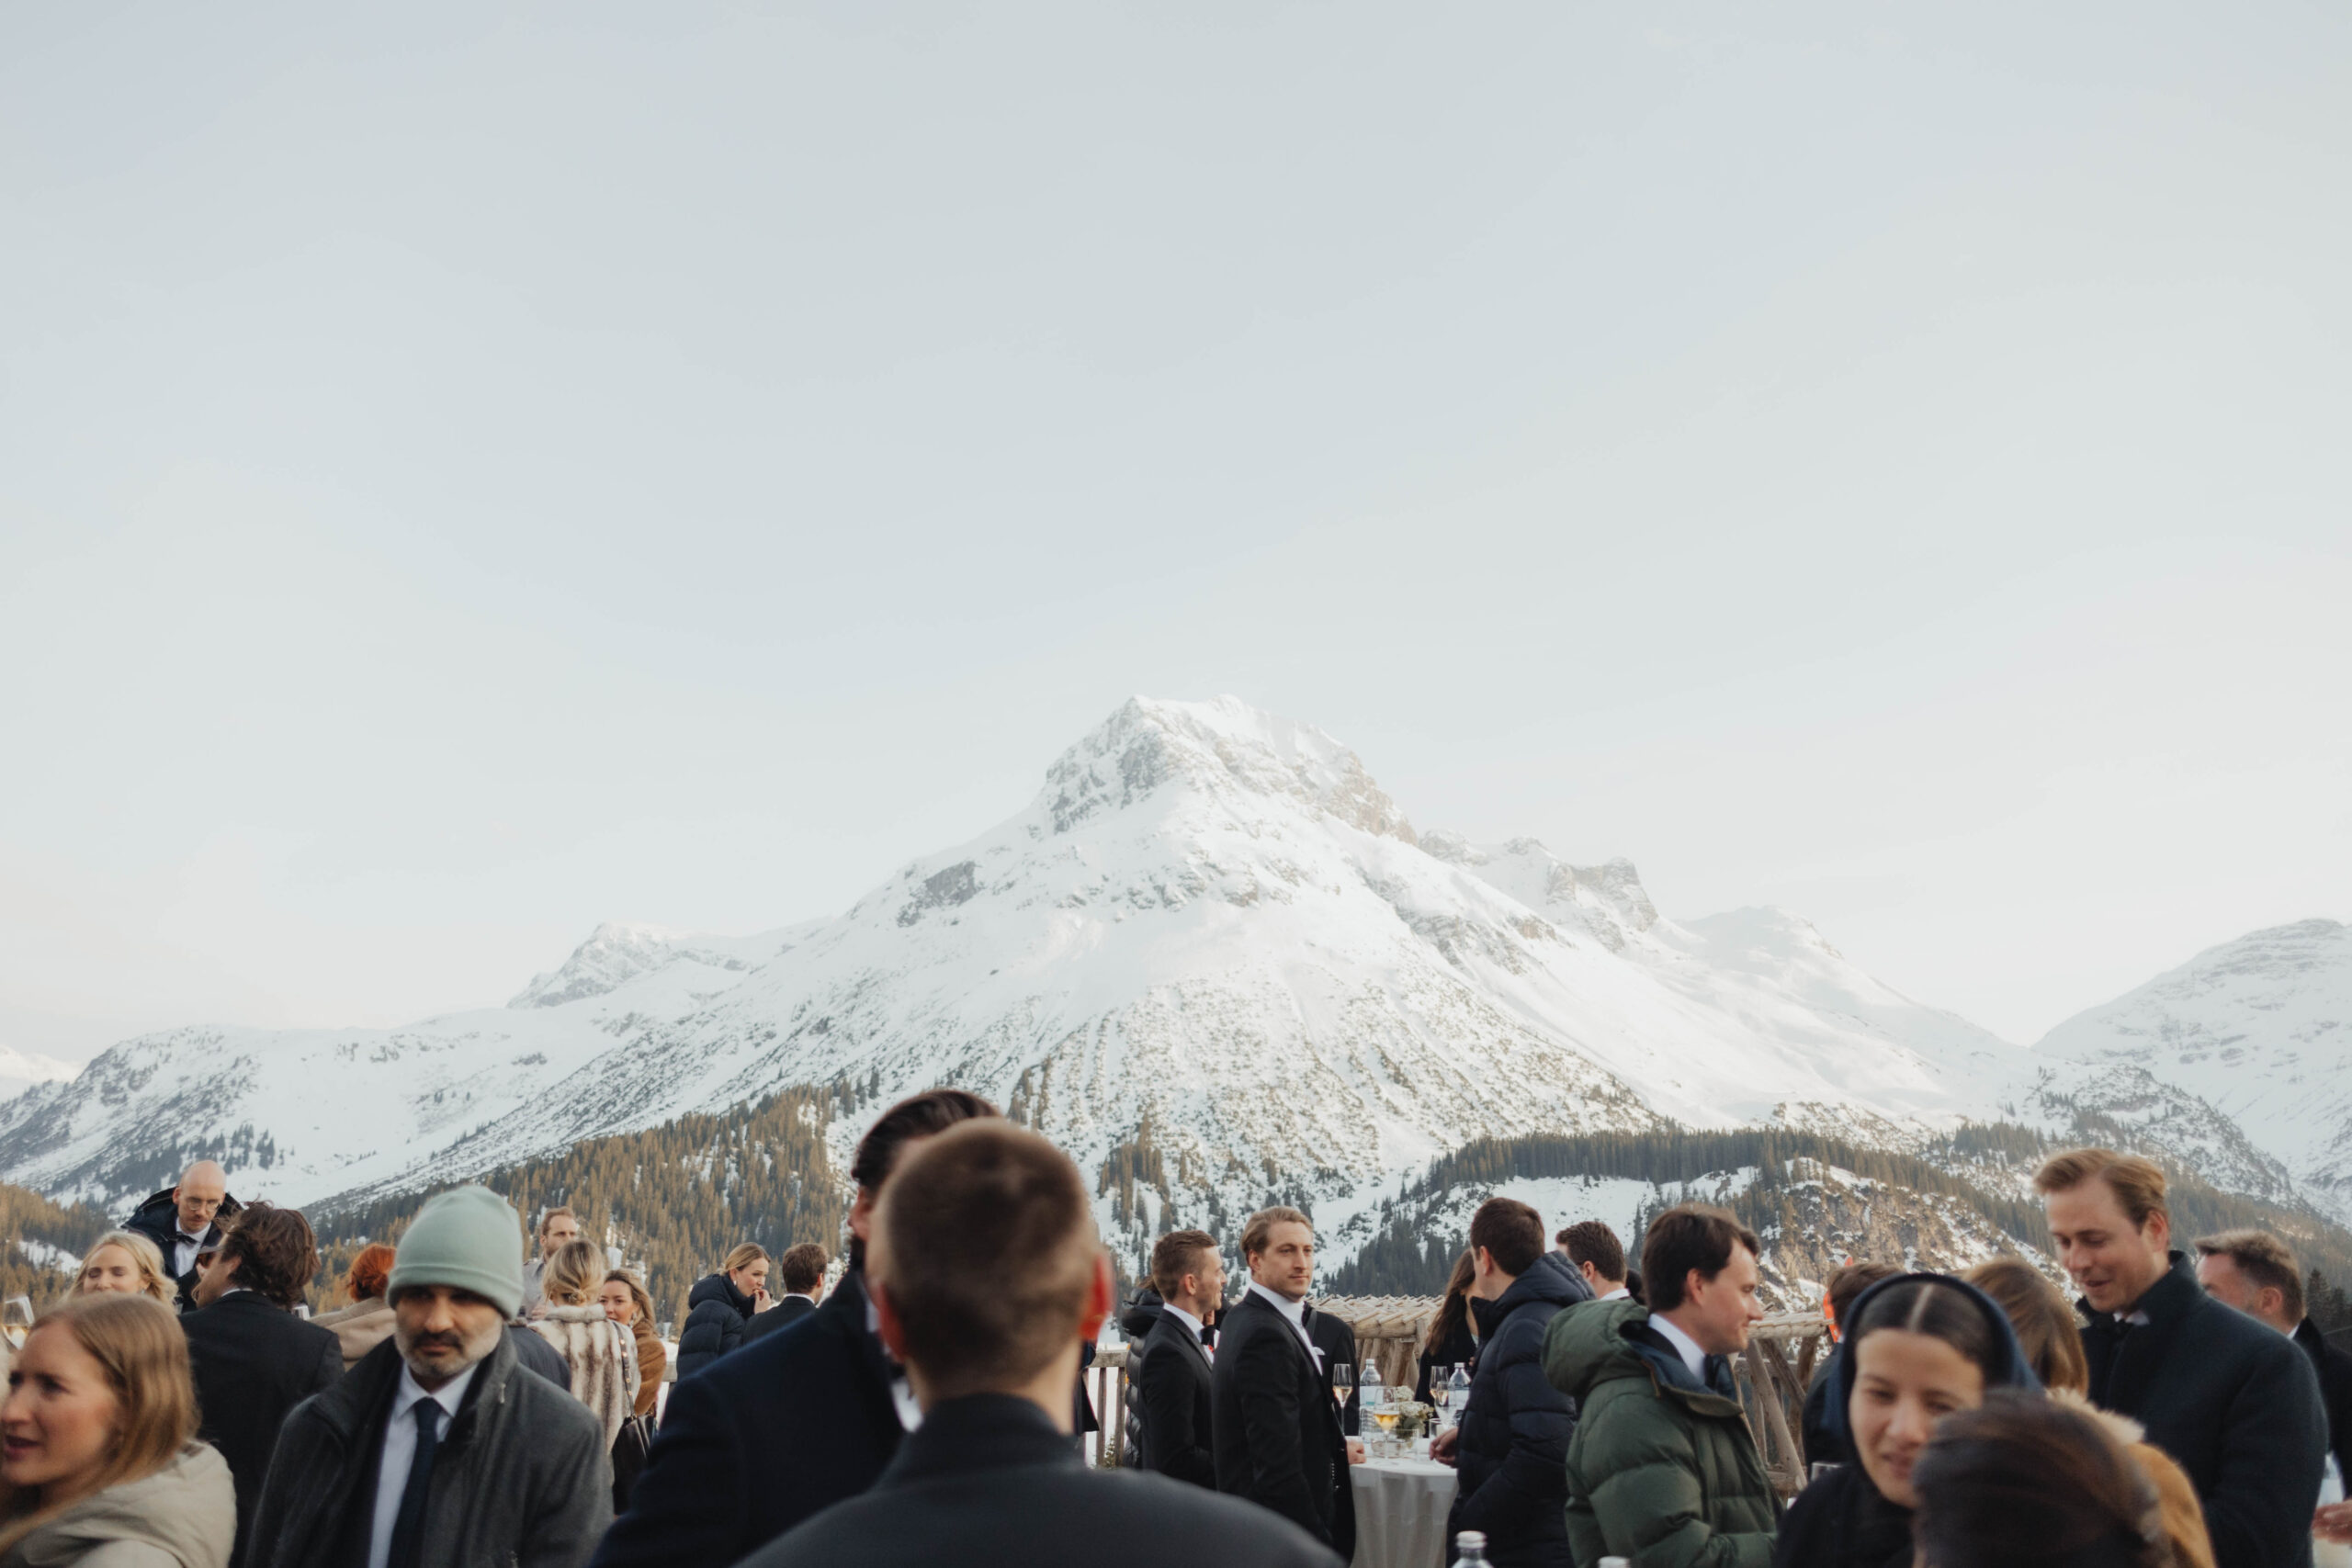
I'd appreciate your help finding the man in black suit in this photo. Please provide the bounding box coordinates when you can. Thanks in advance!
[2041,1149,2327,1568]
[1304,1304,1361,1437]
[180,1201,343,1567]
[1212,1206,1358,1560]
[2194,1230,2352,1498]
[740,1121,1339,1568]
[123,1159,234,1312]
[741,1241,828,1346]
[1135,1228,1223,1486]
[593,1089,998,1568]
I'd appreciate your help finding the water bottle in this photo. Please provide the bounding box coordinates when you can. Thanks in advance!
[1446,1363,1472,1427]
[1451,1531,1489,1568]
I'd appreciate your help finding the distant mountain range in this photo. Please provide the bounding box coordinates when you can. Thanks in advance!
[0,696,2344,1295]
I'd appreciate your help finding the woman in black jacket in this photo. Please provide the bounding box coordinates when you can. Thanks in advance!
[675,1243,770,1380]
[1415,1249,1479,1404]
[1775,1273,2041,1568]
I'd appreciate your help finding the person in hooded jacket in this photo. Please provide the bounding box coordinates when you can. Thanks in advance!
[673,1245,769,1381]
[0,1292,235,1568]
[1773,1273,2041,1568]
[1430,1201,1589,1568]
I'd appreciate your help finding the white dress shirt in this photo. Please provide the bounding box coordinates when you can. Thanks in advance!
[1161,1302,1208,1359]
[1648,1313,1711,1384]
[1599,1286,1631,1303]
[368,1360,480,1568]
[1247,1282,1323,1369]
[172,1227,209,1279]
[863,1290,923,1432]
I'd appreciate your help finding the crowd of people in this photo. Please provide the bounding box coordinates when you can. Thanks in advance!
[0,1110,2346,1568]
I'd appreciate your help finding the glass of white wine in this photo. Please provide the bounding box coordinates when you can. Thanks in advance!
[1331,1361,1353,1413]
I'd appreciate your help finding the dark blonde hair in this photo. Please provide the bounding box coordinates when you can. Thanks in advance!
[603,1269,655,1325]
[543,1239,605,1307]
[2033,1149,2168,1230]
[0,1294,198,1553]
[720,1243,769,1278]
[1963,1258,2089,1395]
[1241,1206,1311,1262]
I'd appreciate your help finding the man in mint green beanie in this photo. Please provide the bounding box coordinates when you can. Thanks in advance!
[247,1185,613,1568]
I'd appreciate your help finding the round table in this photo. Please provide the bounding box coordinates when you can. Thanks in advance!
[1350,1457,1458,1568]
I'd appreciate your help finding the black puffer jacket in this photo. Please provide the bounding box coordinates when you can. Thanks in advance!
[676,1272,752,1381]
[1446,1251,1590,1568]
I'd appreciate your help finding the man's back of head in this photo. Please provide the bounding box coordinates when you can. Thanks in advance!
[204,1201,316,1310]
[1469,1199,1544,1296]
[870,1119,1105,1410]
[1558,1221,1626,1292]
[779,1242,830,1298]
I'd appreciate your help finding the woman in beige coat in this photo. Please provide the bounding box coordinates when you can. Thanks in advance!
[310,1243,396,1371]
[528,1239,639,1447]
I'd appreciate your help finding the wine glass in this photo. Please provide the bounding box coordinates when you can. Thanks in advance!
[1331,1361,1353,1411]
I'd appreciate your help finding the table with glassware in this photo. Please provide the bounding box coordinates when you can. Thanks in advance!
[1340,1360,1471,1568]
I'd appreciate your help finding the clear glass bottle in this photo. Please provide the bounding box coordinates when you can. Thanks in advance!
[1451,1531,1489,1568]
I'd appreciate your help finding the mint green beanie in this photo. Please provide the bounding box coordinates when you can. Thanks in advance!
[389,1185,526,1318]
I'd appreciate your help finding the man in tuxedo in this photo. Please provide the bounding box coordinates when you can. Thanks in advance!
[1303,1305,1360,1437]
[124,1159,232,1311]
[740,1122,1339,1568]
[593,1089,999,1568]
[1136,1228,1223,1486]
[1212,1207,1357,1559]
[741,1242,828,1346]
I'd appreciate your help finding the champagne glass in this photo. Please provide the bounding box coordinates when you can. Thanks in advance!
[1331,1361,1352,1411]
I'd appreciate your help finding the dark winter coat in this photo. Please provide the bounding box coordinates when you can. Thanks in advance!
[1136,1304,1217,1487]
[1448,1252,1591,1568]
[122,1188,241,1313]
[1416,1315,1478,1404]
[590,1269,904,1568]
[2296,1317,2352,1490]
[1122,1287,1166,1341]
[1543,1297,1778,1568]
[1304,1305,1361,1437]
[245,1328,612,1568]
[178,1291,342,1567]
[2081,1251,2329,1568]
[737,1393,1342,1568]
[1211,1291,1355,1559]
[741,1292,817,1346]
[1777,1274,2041,1568]
[674,1272,751,1380]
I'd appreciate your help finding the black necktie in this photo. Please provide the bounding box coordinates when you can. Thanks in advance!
[1200,1324,1216,1347]
[387,1400,441,1568]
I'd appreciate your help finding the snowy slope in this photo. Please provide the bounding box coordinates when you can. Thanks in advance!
[2030,919,2352,1224]
[0,696,2046,1251]
[0,1046,78,1106]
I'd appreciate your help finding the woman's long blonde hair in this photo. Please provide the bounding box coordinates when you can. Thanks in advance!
[71,1233,177,1310]
[0,1293,197,1554]
[542,1239,606,1308]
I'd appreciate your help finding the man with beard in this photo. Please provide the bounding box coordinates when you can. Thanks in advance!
[246,1185,612,1568]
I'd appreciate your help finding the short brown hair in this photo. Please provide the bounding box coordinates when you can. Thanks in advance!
[850,1089,1001,1191]
[2033,1148,2168,1229]
[345,1243,397,1304]
[1558,1221,1625,1282]
[1151,1230,1218,1299]
[1963,1257,2089,1395]
[1241,1206,1311,1262]
[1641,1204,1759,1314]
[1470,1199,1544,1277]
[537,1205,577,1238]
[870,1120,1101,1400]
[2192,1228,2305,1320]
[1826,1261,1900,1331]
[778,1242,829,1295]
[218,1202,318,1309]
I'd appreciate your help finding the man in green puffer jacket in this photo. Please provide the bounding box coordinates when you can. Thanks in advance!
[1541,1205,1777,1568]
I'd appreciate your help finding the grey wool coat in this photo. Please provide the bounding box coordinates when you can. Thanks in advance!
[245,1328,612,1568]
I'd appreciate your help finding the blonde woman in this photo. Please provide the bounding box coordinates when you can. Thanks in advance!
[675,1243,768,1380]
[70,1234,177,1311]
[527,1240,639,1449]
[0,1292,233,1567]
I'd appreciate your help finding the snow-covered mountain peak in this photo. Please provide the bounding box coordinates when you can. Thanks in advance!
[1037,695,1415,842]
[1419,832,1658,951]
[508,921,748,1009]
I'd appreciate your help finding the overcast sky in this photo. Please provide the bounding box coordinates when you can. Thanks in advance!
[4,3,2346,1061]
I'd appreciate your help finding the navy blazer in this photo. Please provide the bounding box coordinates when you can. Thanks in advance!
[590,1269,903,1568]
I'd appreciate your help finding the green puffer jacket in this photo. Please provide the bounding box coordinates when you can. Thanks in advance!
[1541,1299,1776,1568]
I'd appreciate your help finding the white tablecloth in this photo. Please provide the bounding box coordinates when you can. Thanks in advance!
[1350,1459,1458,1568]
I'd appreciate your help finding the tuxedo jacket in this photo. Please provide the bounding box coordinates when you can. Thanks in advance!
[1211,1292,1354,1558]
[740,1292,819,1347]
[1136,1307,1216,1487]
